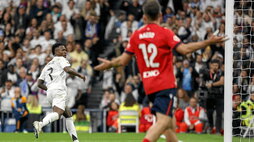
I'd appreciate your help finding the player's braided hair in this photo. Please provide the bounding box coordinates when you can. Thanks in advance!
[52,42,65,55]
[142,0,161,21]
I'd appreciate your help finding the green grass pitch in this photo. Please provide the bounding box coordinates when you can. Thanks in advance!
[0,133,253,142]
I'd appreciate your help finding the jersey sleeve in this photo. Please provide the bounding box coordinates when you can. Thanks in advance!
[59,57,71,69]
[38,68,46,81]
[125,33,136,55]
[166,28,182,49]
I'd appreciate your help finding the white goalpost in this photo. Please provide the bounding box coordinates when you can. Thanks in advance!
[224,0,234,141]
[225,0,254,141]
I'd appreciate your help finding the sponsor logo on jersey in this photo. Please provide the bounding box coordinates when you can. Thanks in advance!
[143,69,160,78]
[173,35,181,42]
[139,32,155,39]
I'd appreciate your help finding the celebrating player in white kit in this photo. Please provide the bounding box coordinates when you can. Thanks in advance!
[33,43,86,142]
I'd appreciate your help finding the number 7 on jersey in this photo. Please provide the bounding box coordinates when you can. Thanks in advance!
[47,67,53,81]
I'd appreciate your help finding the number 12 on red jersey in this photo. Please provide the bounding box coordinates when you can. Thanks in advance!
[138,43,160,68]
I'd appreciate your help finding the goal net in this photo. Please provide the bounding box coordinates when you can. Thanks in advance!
[226,0,254,141]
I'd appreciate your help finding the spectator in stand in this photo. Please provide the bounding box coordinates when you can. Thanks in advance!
[194,54,206,74]
[62,0,80,20]
[104,10,125,42]
[177,60,196,97]
[120,83,138,103]
[84,11,99,39]
[14,5,29,32]
[54,16,74,39]
[0,80,15,111]
[120,14,138,40]
[121,0,143,21]
[174,106,184,133]
[239,92,254,127]
[163,7,174,23]
[107,102,119,132]
[15,58,25,74]
[75,59,93,109]
[11,87,29,132]
[119,93,139,132]
[234,69,249,100]
[70,12,86,43]
[30,30,41,49]
[6,65,19,84]
[100,89,111,109]
[69,42,89,69]
[28,58,40,80]
[139,103,153,133]
[232,94,241,136]
[26,95,42,132]
[26,18,38,35]
[203,59,224,134]
[177,88,189,110]
[81,0,95,20]
[30,44,47,65]
[51,5,62,23]
[55,31,66,44]
[18,68,29,97]
[0,59,7,87]
[29,0,49,24]
[102,68,114,90]
[40,30,56,52]
[179,97,206,134]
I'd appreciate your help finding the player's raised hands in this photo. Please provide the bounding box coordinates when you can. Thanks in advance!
[94,57,112,71]
[207,35,229,44]
[208,29,229,44]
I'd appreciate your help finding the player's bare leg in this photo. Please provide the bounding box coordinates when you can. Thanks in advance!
[163,116,178,142]
[143,112,178,142]
[63,107,79,142]
[164,128,178,142]
[33,106,64,138]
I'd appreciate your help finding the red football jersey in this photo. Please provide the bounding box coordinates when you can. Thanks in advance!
[125,23,181,95]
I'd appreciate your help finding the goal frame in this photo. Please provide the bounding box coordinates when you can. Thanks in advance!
[224,0,234,141]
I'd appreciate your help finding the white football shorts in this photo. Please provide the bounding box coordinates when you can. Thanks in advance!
[47,90,67,111]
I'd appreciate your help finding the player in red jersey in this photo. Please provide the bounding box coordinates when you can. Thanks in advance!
[94,0,227,141]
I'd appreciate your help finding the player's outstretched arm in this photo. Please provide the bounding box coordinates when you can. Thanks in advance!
[176,35,228,55]
[37,79,47,91]
[64,66,86,81]
[94,52,132,71]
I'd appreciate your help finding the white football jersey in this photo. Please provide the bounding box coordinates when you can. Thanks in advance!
[39,56,70,92]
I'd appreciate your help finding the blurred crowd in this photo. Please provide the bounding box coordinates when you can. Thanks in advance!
[0,0,248,135]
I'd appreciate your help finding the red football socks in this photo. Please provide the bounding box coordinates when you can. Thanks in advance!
[142,138,151,142]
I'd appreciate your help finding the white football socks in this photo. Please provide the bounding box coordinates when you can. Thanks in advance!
[41,112,60,127]
[66,117,79,142]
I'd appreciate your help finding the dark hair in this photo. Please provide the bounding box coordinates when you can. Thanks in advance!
[142,0,161,21]
[190,97,198,102]
[35,44,42,49]
[109,102,119,110]
[210,59,220,65]
[124,93,137,107]
[5,80,12,83]
[52,42,65,55]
